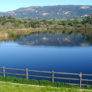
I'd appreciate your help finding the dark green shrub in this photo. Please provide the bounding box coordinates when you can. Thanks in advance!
[29,79,39,85]
[39,80,51,86]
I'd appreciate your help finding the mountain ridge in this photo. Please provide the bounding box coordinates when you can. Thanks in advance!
[0,5,92,19]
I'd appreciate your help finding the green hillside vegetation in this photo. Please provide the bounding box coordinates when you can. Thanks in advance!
[0,15,92,30]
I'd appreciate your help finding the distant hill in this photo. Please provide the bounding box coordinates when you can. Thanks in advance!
[0,5,92,19]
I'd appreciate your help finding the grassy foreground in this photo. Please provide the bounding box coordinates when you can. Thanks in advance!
[0,76,92,92]
[0,81,89,92]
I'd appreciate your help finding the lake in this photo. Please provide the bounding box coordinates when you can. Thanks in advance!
[0,33,92,74]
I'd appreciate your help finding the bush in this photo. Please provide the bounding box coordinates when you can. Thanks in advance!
[39,80,51,86]
[0,25,5,31]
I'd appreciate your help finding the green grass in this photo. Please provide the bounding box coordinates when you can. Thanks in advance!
[0,76,92,92]
[0,76,79,88]
[0,82,87,92]
[0,76,91,92]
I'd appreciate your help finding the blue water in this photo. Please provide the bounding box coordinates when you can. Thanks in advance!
[0,41,92,74]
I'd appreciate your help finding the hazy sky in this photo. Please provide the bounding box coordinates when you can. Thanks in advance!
[0,0,92,12]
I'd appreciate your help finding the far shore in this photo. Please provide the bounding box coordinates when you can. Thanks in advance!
[0,26,92,41]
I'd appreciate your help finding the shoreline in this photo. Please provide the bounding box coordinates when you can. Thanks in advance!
[0,27,92,41]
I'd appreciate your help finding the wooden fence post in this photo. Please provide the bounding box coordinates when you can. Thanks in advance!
[3,67,6,78]
[52,71,54,83]
[79,72,82,88]
[26,68,29,80]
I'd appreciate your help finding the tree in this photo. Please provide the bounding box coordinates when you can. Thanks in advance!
[82,14,92,24]
[4,22,14,29]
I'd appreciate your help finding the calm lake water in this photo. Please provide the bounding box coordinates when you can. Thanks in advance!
[0,33,92,74]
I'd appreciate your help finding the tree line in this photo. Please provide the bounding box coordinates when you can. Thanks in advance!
[0,15,92,30]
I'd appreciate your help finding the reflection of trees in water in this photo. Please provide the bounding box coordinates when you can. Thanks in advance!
[16,32,91,47]
[2,30,92,47]
[82,31,92,44]
[62,30,92,45]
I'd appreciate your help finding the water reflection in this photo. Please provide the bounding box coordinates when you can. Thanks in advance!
[16,33,91,47]
[0,32,92,74]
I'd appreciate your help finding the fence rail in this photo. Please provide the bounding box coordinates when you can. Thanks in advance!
[0,67,92,87]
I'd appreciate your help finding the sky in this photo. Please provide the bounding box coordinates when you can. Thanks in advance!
[0,0,92,12]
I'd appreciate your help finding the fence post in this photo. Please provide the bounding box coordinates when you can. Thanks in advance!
[79,72,82,88]
[26,68,29,80]
[52,71,54,83]
[3,67,6,78]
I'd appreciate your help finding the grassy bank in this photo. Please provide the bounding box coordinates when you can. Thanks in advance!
[0,76,79,88]
[0,81,86,92]
[0,76,92,90]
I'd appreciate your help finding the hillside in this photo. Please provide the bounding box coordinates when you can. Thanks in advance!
[0,5,92,19]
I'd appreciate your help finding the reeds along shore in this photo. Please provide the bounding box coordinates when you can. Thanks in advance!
[0,27,92,41]
[0,28,47,41]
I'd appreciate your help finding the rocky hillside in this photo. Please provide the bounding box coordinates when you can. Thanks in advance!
[0,5,92,19]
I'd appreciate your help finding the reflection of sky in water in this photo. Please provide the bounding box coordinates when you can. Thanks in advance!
[0,40,92,74]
